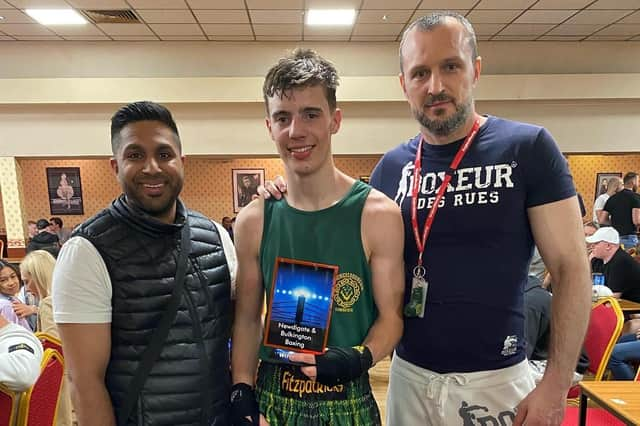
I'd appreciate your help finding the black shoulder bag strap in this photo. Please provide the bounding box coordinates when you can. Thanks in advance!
[117,222,191,426]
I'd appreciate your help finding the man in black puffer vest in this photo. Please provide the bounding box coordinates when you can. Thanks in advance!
[52,101,235,426]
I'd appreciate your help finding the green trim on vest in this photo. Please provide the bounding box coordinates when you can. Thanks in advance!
[259,180,376,361]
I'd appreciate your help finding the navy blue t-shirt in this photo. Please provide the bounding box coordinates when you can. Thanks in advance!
[370,116,575,373]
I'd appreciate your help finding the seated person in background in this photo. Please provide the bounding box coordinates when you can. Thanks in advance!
[588,227,640,303]
[608,325,640,380]
[26,219,60,258]
[524,275,588,383]
[0,260,31,331]
[20,250,73,426]
[0,312,43,391]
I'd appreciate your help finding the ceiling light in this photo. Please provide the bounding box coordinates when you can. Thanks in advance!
[26,9,87,25]
[306,9,356,26]
[0,16,4,20]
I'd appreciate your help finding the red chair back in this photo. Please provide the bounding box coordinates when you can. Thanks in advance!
[583,297,624,380]
[34,332,63,356]
[0,385,16,426]
[17,349,64,426]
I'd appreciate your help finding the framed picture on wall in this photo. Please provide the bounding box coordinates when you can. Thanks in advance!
[232,168,265,213]
[46,167,84,215]
[594,172,622,200]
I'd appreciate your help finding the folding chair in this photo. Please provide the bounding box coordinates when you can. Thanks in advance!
[0,384,17,426]
[16,349,65,426]
[562,297,625,425]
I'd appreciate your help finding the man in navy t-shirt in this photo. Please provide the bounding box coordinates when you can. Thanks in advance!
[370,11,592,426]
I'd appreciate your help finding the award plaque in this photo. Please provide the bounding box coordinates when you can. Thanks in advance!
[263,257,338,357]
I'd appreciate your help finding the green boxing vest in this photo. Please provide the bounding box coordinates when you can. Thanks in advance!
[259,180,377,361]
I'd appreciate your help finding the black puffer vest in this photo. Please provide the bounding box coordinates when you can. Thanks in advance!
[73,196,231,426]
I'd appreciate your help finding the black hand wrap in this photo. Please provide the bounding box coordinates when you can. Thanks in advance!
[230,383,259,426]
[315,346,373,387]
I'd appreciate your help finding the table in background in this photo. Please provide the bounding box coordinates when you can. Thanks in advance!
[579,381,640,426]
[618,299,640,315]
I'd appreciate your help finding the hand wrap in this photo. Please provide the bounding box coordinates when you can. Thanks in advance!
[315,345,373,387]
[230,383,259,426]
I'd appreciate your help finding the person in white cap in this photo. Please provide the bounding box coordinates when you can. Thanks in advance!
[0,313,43,391]
[588,227,640,303]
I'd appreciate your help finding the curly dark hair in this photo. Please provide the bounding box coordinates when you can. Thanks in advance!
[263,48,339,112]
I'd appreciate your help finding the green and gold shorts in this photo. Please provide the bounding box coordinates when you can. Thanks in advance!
[256,362,381,426]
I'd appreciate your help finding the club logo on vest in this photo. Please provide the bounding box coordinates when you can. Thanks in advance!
[334,272,362,312]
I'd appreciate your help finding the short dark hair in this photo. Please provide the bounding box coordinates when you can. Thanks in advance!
[623,172,638,184]
[0,259,20,281]
[399,11,478,73]
[110,101,181,155]
[263,48,339,112]
[50,217,63,228]
[27,220,36,226]
[36,219,50,230]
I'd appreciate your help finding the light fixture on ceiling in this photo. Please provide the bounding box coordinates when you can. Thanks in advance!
[25,9,87,25]
[306,9,356,26]
[0,15,4,20]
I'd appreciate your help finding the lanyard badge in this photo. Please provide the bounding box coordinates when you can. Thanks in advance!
[404,119,480,318]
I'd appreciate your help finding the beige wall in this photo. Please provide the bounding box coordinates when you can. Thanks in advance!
[16,156,380,226]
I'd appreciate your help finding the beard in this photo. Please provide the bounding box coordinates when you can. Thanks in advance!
[122,178,183,221]
[412,94,472,137]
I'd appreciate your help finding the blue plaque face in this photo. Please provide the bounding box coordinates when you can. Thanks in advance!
[263,257,338,359]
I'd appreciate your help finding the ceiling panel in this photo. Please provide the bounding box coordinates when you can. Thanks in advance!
[136,10,196,24]
[186,0,245,8]
[126,0,187,9]
[532,0,592,8]
[476,0,536,9]
[357,10,414,24]
[588,0,640,9]
[594,23,640,35]
[245,0,303,9]
[351,35,397,41]
[306,0,360,8]
[362,0,420,9]
[250,9,303,24]
[149,23,203,35]
[538,35,585,41]
[352,22,404,36]
[417,0,477,8]
[64,35,110,39]
[587,35,633,40]
[15,35,63,39]
[66,0,129,8]
[467,9,522,23]
[6,0,69,6]
[619,11,640,23]
[255,35,300,40]
[193,10,248,23]
[0,35,15,39]
[0,0,635,43]
[565,10,632,25]
[547,24,605,36]
[0,23,55,35]
[0,9,35,23]
[111,35,159,40]
[515,9,578,24]
[97,23,154,35]
[498,23,555,35]
[201,23,252,35]
[162,34,207,40]
[48,23,104,35]
[472,23,506,35]
[304,25,352,36]
[253,23,300,35]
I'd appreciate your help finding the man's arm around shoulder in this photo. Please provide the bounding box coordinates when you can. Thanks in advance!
[361,189,405,363]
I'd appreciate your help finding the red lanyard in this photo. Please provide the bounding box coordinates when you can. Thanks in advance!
[411,119,480,267]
